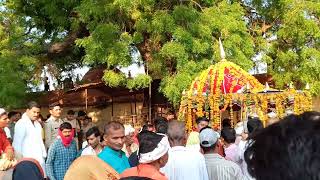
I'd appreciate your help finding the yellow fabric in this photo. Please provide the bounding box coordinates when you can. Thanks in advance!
[186,131,200,146]
[64,155,119,180]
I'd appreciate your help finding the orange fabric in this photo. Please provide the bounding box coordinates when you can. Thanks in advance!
[64,155,120,180]
[121,164,167,180]
[0,129,13,155]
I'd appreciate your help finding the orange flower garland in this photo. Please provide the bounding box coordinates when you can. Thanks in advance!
[178,59,313,132]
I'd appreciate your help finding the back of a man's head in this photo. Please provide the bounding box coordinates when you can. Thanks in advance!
[78,110,86,117]
[299,111,320,122]
[104,121,124,135]
[247,117,263,136]
[221,127,236,144]
[8,111,17,119]
[222,118,231,128]
[167,121,186,146]
[245,112,320,180]
[154,117,168,134]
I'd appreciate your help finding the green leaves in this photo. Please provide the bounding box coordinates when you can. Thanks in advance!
[102,70,127,87]
[127,74,152,90]
[161,72,193,106]
[103,71,152,90]
[76,23,132,67]
[1,0,320,108]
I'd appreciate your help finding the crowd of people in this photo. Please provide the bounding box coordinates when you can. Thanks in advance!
[0,101,319,180]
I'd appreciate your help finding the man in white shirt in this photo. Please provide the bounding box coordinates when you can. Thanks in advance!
[238,117,263,180]
[200,127,243,180]
[44,103,64,149]
[81,126,103,156]
[13,101,47,175]
[161,121,209,180]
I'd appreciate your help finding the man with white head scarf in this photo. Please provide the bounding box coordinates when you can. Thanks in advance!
[121,131,170,180]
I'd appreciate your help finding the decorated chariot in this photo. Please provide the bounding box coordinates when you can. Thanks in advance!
[178,40,312,132]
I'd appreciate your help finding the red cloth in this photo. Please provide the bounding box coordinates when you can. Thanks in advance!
[0,128,13,155]
[58,129,75,147]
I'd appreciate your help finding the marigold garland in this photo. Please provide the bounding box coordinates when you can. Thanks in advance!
[178,59,313,132]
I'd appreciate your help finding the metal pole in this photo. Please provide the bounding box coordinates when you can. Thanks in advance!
[134,94,137,115]
[147,63,152,121]
[85,88,88,111]
[111,96,114,117]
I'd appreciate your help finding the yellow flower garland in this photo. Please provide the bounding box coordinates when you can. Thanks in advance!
[179,59,313,132]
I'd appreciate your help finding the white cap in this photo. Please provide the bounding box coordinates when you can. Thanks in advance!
[124,124,135,136]
[199,128,219,148]
[0,108,6,115]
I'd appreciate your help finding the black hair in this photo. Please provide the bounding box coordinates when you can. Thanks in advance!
[141,124,148,132]
[86,126,101,138]
[154,117,168,134]
[67,110,75,115]
[247,117,263,136]
[8,111,20,119]
[299,111,320,122]
[104,121,124,135]
[222,118,231,128]
[138,131,164,157]
[49,102,61,110]
[59,122,72,131]
[201,144,216,153]
[27,101,41,109]
[78,110,87,117]
[221,127,236,144]
[13,160,44,179]
[120,177,153,180]
[196,117,209,124]
[166,109,174,115]
[244,112,320,180]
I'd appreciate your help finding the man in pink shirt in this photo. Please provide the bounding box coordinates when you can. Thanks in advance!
[221,127,240,165]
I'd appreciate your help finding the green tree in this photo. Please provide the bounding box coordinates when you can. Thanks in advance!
[1,0,320,108]
[0,10,39,108]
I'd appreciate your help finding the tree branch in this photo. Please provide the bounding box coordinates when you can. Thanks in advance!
[46,23,89,59]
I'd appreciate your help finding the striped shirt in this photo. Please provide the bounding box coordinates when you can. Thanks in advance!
[204,153,244,180]
[46,139,77,180]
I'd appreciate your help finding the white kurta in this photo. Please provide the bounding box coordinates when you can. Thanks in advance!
[13,113,47,175]
[161,146,209,180]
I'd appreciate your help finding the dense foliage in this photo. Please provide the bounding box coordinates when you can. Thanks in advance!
[0,0,319,108]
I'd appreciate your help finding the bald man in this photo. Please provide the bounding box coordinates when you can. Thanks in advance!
[161,121,209,180]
